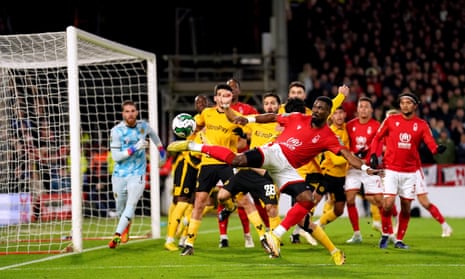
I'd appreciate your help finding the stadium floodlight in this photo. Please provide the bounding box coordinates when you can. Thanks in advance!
[0,26,160,254]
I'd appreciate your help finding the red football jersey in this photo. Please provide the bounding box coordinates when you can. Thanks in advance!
[346,118,381,160]
[230,102,258,115]
[274,113,345,168]
[371,114,437,172]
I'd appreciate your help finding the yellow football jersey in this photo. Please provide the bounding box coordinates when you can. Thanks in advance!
[196,107,239,165]
[243,122,281,149]
[320,122,349,177]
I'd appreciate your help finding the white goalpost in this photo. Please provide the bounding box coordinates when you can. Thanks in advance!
[0,26,161,254]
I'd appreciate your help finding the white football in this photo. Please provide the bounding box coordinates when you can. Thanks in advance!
[172,113,196,138]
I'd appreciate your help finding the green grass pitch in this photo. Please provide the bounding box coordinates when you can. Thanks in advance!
[1,215,464,278]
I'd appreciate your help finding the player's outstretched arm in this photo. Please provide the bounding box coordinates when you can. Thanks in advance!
[340,149,383,176]
[254,113,278,123]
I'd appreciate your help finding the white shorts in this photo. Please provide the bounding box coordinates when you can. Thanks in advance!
[383,169,416,200]
[415,168,428,195]
[344,168,383,195]
[259,143,304,190]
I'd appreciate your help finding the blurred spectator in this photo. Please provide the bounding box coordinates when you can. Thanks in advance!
[455,133,465,164]
[49,145,71,192]
[448,87,465,111]
[450,116,465,145]
[298,63,314,95]
[439,102,453,128]
[373,107,385,123]
[429,118,449,140]
[83,141,113,217]
[434,130,455,164]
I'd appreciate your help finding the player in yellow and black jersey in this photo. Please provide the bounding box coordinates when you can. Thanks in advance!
[164,95,209,251]
[216,92,282,254]
[312,106,349,227]
[176,84,242,256]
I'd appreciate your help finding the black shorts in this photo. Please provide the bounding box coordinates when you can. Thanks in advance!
[172,156,198,199]
[280,181,312,199]
[223,169,279,205]
[305,172,323,188]
[197,164,234,193]
[314,174,346,202]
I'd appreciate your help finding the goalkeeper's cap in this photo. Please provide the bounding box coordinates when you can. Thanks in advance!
[398,92,420,105]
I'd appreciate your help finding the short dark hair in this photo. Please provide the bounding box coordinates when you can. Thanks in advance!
[315,96,333,110]
[214,83,233,95]
[285,98,306,113]
[288,81,306,92]
[122,100,137,110]
[358,96,373,107]
[262,91,281,105]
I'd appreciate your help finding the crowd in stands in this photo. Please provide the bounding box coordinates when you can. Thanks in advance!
[289,0,465,164]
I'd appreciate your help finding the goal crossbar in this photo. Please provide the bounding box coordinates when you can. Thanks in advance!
[0,26,160,255]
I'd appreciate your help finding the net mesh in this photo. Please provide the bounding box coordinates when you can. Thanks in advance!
[0,30,154,254]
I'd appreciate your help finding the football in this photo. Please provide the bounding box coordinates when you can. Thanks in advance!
[172,113,196,138]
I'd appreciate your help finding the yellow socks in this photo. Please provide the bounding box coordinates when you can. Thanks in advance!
[269,215,281,230]
[318,210,337,226]
[167,201,189,238]
[247,211,266,238]
[311,225,336,253]
[186,218,201,246]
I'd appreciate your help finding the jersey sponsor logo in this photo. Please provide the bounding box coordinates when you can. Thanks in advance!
[355,136,367,151]
[398,132,412,149]
[282,137,303,150]
[254,130,274,139]
[206,123,229,133]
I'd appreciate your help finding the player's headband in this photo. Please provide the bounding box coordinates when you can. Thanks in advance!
[398,92,420,105]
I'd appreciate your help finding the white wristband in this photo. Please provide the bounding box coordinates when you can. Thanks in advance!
[361,164,370,173]
[246,116,256,123]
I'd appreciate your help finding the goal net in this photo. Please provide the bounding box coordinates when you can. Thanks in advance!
[0,26,161,254]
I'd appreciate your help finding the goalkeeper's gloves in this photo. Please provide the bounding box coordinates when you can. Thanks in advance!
[354,148,368,159]
[437,144,446,154]
[158,146,167,166]
[233,127,247,139]
[128,139,149,155]
[369,154,379,169]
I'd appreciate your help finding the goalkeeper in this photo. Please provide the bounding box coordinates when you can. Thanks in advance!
[108,100,167,248]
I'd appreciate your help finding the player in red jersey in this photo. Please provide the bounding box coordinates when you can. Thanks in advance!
[344,97,389,243]
[384,109,452,238]
[168,85,382,265]
[370,92,446,249]
[227,78,259,116]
